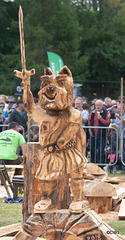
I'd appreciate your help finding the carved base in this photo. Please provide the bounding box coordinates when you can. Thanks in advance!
[14,209,124,240]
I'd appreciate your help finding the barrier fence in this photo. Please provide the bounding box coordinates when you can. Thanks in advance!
[0,124,25,138]
[83,126,119,167]
[1,124,125,167]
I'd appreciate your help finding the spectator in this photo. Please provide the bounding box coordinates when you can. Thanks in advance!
[2,108,14,131]
[9,99,28,134]
[4,96,16,118]
[0,109,4,132]
[90,102,95,112]
[88,99,110,165]
[81,102,89,128]
[29,98,39,142]
[82,103,90,157]
[108,99,118,123]
[103,97,111,109]
[74,96,83,111]
[74,96,88,127]
[0,95,8,113]
[113,104,125,171]
[0,102,5,115]
[104,123,119,173]
[0,121,26,175]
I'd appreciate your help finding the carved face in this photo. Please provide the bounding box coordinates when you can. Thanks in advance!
[38,66,74,110]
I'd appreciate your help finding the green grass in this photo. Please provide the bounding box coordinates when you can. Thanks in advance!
[0,198,23,227]
[104,219,125,236]
[108,173,125,178]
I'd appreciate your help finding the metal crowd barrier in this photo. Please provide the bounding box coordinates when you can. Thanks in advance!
[0,124,25,138]
[1,123,124,168]
[27,124,39,142]
[26,124,122,167]
[83,126,119,167]
[121,128,125,166]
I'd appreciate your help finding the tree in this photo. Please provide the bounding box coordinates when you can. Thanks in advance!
[0,0,20,95]
[73,0,125,98]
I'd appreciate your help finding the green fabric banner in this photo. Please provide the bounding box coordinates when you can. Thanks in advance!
[47,51,64,76]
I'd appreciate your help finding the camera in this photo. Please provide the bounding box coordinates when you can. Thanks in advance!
[110,111,115,119]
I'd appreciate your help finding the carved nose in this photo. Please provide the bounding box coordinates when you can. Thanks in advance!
[47,85,55,94]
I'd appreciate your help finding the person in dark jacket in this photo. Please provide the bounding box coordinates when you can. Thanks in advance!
[9,99,28,133]
[88,99,110,165]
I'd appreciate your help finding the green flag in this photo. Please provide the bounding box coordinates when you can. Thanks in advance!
[47,51,64,76]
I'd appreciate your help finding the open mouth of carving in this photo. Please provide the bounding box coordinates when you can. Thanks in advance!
[43,93,57,101]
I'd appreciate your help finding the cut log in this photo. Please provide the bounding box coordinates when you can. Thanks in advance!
[85,182,117,213]
[23,143,71,222]
[112,188,125,209]
[105,177,124,184]
[118,199,125,220]
[85,182,117,197]
[0,224,22,237]
[86,163,106,175]
[83,163,108,181]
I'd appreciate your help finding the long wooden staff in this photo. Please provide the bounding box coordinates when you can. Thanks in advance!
[119,77,123,156]
[14,6,35,130]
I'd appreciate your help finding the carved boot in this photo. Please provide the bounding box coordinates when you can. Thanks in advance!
[34,197,52,213]
[34,179,57,213]
[69,179,90,213]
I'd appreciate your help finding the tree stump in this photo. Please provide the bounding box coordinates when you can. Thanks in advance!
[85,182,117,214]
[23,143,71,222]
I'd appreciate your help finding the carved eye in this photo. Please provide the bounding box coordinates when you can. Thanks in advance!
[58,81,64,87]
[40,81,49,89]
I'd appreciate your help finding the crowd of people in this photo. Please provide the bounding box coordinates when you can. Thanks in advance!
[74,96,125,173]
[0,94,125,175]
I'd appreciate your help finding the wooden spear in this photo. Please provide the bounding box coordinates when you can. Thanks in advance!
[119,77,123,156]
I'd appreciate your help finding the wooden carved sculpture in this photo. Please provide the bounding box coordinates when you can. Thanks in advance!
[15,65,88,213]
[14,6,88,214]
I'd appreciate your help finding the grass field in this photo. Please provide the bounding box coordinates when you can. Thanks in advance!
[0,198,23,227]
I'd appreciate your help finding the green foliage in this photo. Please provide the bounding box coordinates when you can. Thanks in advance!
[1,0,125,99]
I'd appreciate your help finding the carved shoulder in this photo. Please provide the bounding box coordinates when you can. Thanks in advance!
[30,106,45,125]
[70,107,82,124]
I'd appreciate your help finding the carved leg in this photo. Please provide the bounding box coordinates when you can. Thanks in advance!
[69,166,89,213]
[34,179,57,213]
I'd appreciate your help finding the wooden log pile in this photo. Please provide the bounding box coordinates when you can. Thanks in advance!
[1,210,124,240]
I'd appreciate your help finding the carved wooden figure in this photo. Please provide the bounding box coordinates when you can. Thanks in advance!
[14,65,88,213]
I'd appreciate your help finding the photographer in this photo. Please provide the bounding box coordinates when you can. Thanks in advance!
[108,103,117,123]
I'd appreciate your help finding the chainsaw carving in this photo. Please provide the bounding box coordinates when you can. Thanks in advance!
[14,65,88,213]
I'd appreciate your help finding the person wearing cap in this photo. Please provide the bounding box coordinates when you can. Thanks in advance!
[9,99,28,133]
[4,96,15,118]
[0,121,26,176]
[4,96,16,119]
